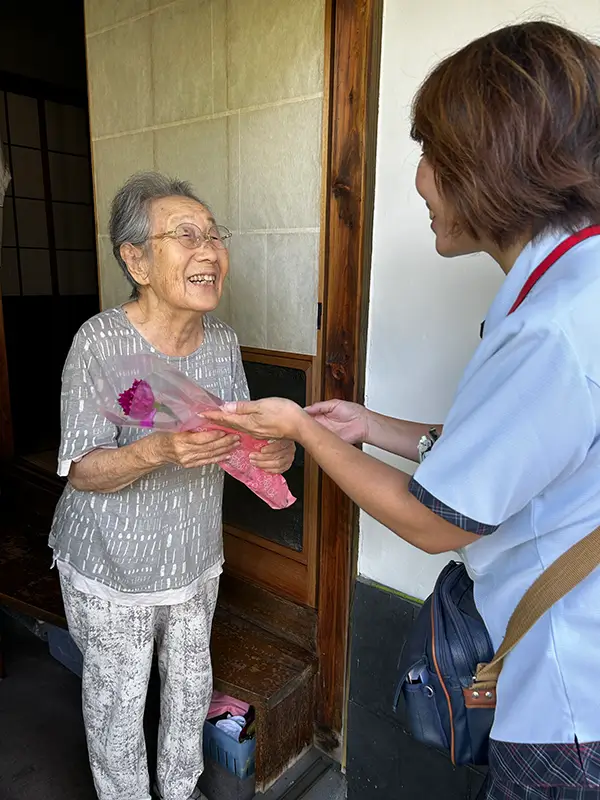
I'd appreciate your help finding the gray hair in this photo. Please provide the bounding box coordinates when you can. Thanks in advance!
[109,171,208,299]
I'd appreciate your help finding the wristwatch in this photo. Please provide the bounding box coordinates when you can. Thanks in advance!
[417,427,439,463]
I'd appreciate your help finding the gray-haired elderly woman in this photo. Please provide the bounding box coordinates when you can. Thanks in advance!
[48,172,295,800]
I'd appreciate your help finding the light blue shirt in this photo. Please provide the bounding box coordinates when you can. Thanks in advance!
[414,229,600,744]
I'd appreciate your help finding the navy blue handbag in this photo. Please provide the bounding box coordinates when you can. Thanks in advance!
[394,532,600,767]
[394,561,494,766]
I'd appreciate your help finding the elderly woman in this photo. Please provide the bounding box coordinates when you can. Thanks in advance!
[206,22,600,800]
[48,172,294,800]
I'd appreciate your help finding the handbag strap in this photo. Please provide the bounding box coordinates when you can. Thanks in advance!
[475,524,600,686]
[473,227,600,688]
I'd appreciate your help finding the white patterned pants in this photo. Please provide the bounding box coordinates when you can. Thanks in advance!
[60,574,219,800]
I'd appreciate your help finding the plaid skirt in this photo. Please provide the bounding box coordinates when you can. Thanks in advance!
[479,741,600,799]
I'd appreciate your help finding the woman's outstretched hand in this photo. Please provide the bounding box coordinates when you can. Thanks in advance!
[202,397,306,442]
[250,439,296,474]
[304,399,369,445]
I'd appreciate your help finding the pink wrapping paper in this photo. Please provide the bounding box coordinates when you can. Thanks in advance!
[94,354,295,510]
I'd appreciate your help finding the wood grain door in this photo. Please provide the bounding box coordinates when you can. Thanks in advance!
[221,347,320,608]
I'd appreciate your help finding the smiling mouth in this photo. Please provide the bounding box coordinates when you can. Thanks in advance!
[188,273,217,286]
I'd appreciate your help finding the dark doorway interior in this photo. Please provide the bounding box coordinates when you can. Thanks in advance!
[0,0,98,472]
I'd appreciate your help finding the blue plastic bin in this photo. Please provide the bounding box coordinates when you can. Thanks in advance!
[47,625,83,678]
[203,722,256,779]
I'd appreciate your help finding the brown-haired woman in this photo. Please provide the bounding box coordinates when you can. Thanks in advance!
[203,21,600,799]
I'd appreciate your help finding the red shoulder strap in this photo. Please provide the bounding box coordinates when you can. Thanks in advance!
[508,225,600,315]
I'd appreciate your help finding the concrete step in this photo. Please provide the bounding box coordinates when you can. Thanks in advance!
[198,747,346,800]
[258,749,346,800]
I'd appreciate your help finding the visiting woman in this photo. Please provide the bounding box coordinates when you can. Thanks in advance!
[48,172,295,800]
[203,22,600,799]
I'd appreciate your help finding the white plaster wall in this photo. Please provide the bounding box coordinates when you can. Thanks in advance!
[360,0,600,600]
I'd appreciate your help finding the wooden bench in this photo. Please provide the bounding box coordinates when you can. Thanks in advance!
[0,472,317,792]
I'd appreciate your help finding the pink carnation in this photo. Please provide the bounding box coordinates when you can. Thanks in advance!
[118,379,155,420]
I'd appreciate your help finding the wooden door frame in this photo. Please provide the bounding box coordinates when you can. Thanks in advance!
[223,347,320,607]
[315,0,384,752]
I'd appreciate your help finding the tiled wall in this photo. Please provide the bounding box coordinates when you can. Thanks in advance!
[85,0,325,355]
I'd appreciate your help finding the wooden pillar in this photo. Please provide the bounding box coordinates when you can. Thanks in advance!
[316,0,384,752]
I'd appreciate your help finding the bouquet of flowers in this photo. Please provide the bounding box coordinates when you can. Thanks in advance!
[94,354,295,510]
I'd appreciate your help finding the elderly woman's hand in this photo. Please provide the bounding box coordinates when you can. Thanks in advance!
[202,398,306,442]
[250,439,296,474]
[160,430,241,469]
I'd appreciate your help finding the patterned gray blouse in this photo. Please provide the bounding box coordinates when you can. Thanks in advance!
[48,307,249,594]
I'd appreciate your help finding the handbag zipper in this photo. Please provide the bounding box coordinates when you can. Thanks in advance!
[442,565,481,673]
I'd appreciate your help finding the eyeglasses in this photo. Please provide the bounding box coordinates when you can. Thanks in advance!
[148,222,232,251]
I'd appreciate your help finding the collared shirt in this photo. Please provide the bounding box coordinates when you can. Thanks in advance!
[411,229,600,745]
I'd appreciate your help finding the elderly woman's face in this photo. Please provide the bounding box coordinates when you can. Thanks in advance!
[136,196,229,312]
[415,156,478,258]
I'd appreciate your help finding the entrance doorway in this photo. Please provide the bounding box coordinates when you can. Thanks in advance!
[0,0,384,776]
[0,0,98,471]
